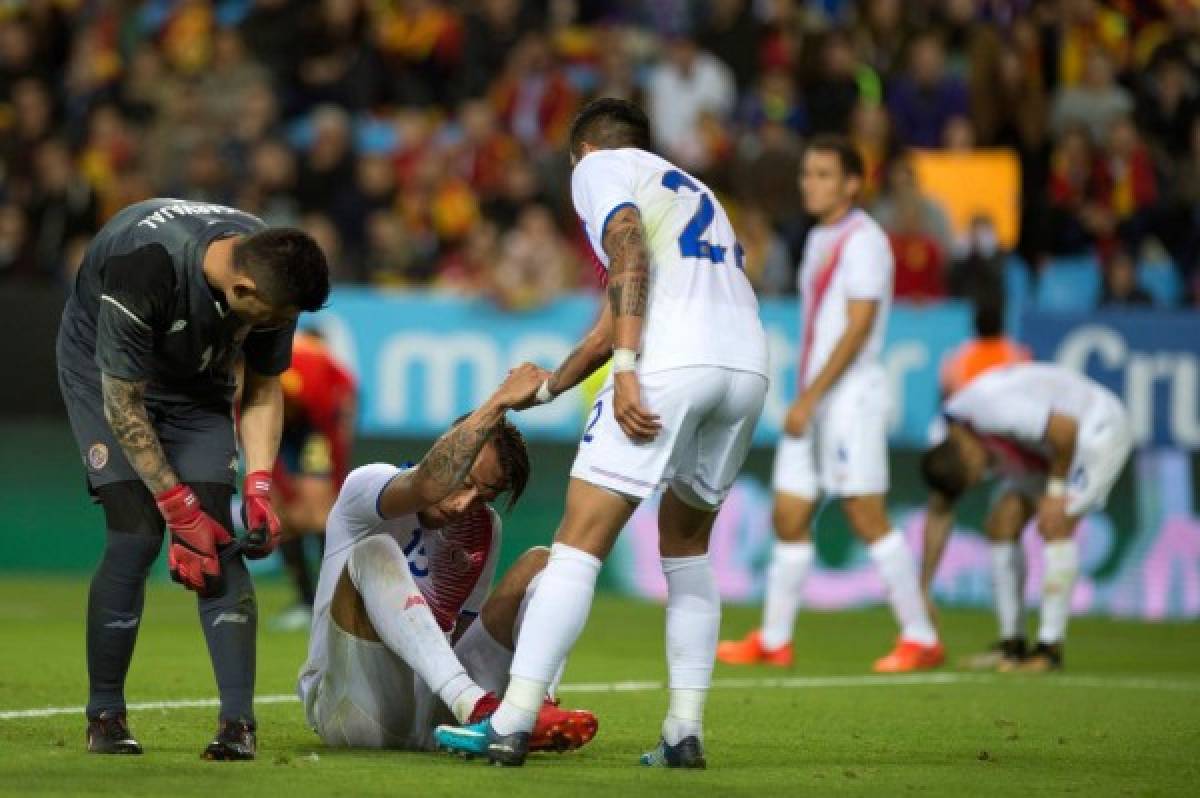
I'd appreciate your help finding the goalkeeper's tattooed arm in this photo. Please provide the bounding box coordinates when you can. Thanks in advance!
[101,373,179,494]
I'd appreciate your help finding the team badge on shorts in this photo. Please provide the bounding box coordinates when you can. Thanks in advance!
[87,443,109,471]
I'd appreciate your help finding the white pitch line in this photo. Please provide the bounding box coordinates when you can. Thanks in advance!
[2,673,1198,721]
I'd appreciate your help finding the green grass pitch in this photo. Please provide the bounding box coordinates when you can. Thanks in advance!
[1,579,1197,797]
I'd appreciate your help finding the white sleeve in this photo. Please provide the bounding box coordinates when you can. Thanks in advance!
[945,381,1049,446]
[842,228,892,301]
[460,509,503,619]
[332,463,403,530]
[571,151,638,266]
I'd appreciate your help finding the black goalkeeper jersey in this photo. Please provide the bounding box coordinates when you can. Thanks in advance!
[57,198,295,404]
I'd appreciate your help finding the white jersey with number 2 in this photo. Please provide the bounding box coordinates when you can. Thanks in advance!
[572,148,768,376]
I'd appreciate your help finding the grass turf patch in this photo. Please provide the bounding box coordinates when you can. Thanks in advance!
[0,579,1197,797]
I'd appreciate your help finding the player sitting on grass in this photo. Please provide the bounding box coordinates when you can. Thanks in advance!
[297,364,598,753]
[920,363,1133,672]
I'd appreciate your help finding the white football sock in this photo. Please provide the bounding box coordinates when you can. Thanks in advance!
[990,541,1027,640]
[661,555,720,745]
[760,541,814,649]
[867,530,938,646]
[347,536,484,724]
[1038,540,1079,645]
[490,543,601,735]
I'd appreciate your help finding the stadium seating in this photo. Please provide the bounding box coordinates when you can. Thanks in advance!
[1036,256,1102,311]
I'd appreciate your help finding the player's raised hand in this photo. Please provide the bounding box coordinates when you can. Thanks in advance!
[492,362,546,409]
[613,371,661,442]
[156,484,233,597]
[240,471,281,558]
[507,365,554,411]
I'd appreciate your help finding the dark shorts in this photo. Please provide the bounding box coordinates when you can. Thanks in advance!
[58,367,238,494]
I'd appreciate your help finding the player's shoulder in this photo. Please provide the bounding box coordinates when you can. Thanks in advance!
[339,463,404,505]
[847,209,890,248]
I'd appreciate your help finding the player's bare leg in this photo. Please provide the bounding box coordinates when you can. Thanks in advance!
[842,494,943,672]
[438,477,635,765]
[718,491,817,667]
[1007,513,1081,673]
[328,536,491,725]
[453,547,598,752]
[640,486,720,769]
[965,492,1034,670]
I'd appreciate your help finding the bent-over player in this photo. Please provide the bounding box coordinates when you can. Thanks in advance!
[57,199,329,758]
[920,363,1133,671]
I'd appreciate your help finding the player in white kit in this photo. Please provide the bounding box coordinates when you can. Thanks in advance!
[919,363,1133,671]
[297,365,598,752]
[435,98,769,768]
[718,136,943,673]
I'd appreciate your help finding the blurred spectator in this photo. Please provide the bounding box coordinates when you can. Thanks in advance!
[296,105,356,215]
[697,0,760,92]
[647,34,735,170]
[733,119,803,256]
[1092,116,1158,255]
[1135,53,1199,163]
[1051,48,1133,142]
[491,32,579,155]
[460,0,535,100]
[1,78,55,202]
[851,0,912,77]
[1099,249,1153,307]
[294,0,380,112]
[948,214,1006,298]
[0,203,34,279]
[1045,124,1102,256]
[199,28,269,131]
[740,68,804,136]
[849,101,893,204]
[974,43,1049,153]
[872,153,955,257]
[239,138,302,227]
[27,138,97,283]
[374,0,464,107]
[491,203,577,310]
[888,197,947,302]
[1055,0,1130,88]
[887,31,969,148]
[805,29,874,136]
[736,205,793,296]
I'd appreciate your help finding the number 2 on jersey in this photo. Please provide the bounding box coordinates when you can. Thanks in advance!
[661,170,744,268]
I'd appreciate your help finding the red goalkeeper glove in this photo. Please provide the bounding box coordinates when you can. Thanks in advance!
[240,470,280,559]
[156,484,232,597]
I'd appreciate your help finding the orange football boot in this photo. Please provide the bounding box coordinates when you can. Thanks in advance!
[716,629,794,667]
[873,639,945,673]
[529,698,599,753]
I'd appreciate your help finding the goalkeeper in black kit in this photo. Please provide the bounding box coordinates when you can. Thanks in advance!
[55,199,330,759]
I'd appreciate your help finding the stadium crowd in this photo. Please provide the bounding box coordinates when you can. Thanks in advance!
[2,0,1200,307]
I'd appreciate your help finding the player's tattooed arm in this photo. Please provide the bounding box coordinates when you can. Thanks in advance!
[602,206,650,328]
[378,363,542,518]
[101,373,179,494]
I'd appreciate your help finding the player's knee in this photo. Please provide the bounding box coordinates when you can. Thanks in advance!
[97,481,164,537]
[347,535,413,592]
[841,495,890,539]
[190,483,235,534]
[481,546,548,648]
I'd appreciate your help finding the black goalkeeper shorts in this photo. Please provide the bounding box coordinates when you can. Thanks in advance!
[58,367,238,496]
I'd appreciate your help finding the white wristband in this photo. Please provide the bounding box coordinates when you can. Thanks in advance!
[535,379,555,405]
[1045,477,1067,498]
[612,348,638,373]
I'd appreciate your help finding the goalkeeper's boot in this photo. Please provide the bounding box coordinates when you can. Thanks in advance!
[640,736,707,769]
[202,718,256,761]
[530,698,599,753]
[1004,642,1062,673]
[86,711,142,754]
[716,629,793,667]
[434,718,530,766]
[959,637,1027,671]
[873,638,945,673]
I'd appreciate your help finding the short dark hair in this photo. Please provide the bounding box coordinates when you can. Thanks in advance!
[568,97,652,159]
[920,437,969,501]
[451,413,531,512]
[804,134,865,178]
[235,228,330,312]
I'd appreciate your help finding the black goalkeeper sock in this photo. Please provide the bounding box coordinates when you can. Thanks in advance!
[197,550,257,723]
[86,530,163,717]
[279,537,316,607]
